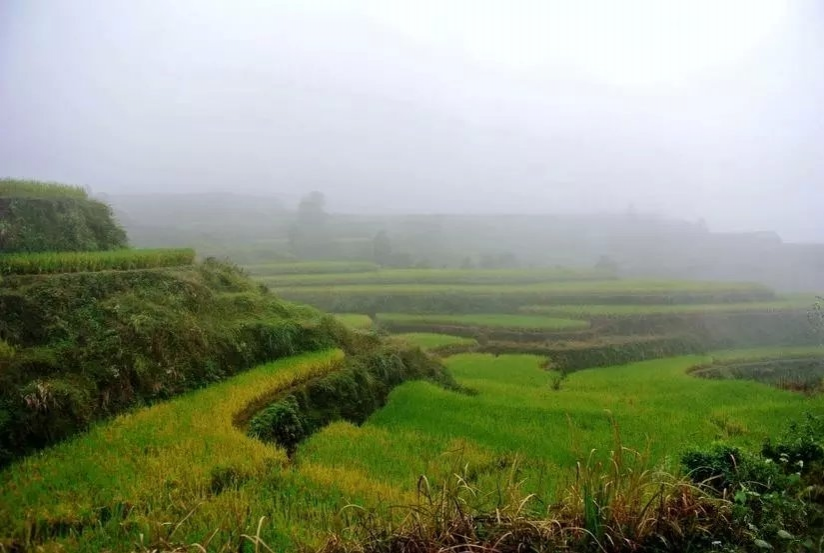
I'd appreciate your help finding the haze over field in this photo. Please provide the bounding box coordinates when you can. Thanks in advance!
[2,1,823,240]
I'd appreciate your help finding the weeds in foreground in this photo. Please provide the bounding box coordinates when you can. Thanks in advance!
[317,419,730,553]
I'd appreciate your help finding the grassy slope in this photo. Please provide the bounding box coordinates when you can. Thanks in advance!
[4,347,820,550]
[378,313,589,330]
[0,260,345,463]
[300,347,824,505]
[0,350,344,550]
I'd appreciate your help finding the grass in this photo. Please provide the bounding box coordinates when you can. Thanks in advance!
[521,298,816,317]
[243,261,380,276]
[378,313,589,331]
[0,349,344,550]
[3,346,822,551]
[0,248,196,275]
[256,267,613,286]
[0,178,88,199]
[393,332,478,351]
[294,347,824,532]
[333,313,374,330]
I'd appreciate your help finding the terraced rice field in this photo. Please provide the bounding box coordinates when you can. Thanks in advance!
[333,313,374,330]
[0,248,196,274]
[2,345,822,551]
[394,332,478,351]
[256,267,613,286]
[377,313,589,330]
[521,298,814,317]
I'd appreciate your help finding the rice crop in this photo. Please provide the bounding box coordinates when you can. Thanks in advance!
[0,349,343,551]
[377,313,589,330]
[257,267,613,287]
[333,313,374,330]
[271,279,775,313]
[3,346,821,551]
[520,298,816,318]
[0,178,88,199]
[393,332,478,351]
[0,248,196,275]
[243,261,380,276]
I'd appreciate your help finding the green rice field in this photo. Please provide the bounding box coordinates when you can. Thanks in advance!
[377,312,589,330]
[2,345,822,551]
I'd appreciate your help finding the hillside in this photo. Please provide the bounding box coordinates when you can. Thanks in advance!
[0,179,128,252]
[0,181,356,465]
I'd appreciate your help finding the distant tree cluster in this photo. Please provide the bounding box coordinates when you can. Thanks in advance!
[288,191,334,259]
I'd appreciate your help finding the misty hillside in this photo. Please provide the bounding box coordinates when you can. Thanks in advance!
[111,192,824,292]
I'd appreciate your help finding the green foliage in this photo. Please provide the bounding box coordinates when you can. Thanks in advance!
[248,343,457,453]
[0,248,195,275]
[0,259,345,464]
[683,415,824,548]
[0,179,127,252]
[761,413,824,477]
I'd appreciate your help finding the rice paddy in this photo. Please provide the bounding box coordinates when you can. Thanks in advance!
[2,345,822,551]
[520,298,815,317]
[0,248,196,274]
[2,256,822,551]
[393,332,478,351]
[377,312,589,330]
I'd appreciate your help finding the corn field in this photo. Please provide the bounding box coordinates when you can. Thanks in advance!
[0,248,196,275]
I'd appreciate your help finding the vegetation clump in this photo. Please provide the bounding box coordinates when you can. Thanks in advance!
[249,342,459,453]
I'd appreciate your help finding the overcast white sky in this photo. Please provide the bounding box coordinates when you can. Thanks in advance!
[1,1,823,241]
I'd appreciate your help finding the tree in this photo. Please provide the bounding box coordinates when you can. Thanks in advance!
[373,231,392,266]
[595,255,618,275]
[288,191,333,259]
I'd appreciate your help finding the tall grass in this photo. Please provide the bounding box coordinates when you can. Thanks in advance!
[0,178,88,199]
[0,248,196,274]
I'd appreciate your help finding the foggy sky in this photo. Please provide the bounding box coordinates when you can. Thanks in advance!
[2,1,823,241]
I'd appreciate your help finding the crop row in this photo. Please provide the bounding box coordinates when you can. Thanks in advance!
[520,298,815,317]
[272,282,776,313]
[244,260,380,276]
[0,178,88,199]
[376,313,589,331]
[0,248,196,275]
[256,267,614,286]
